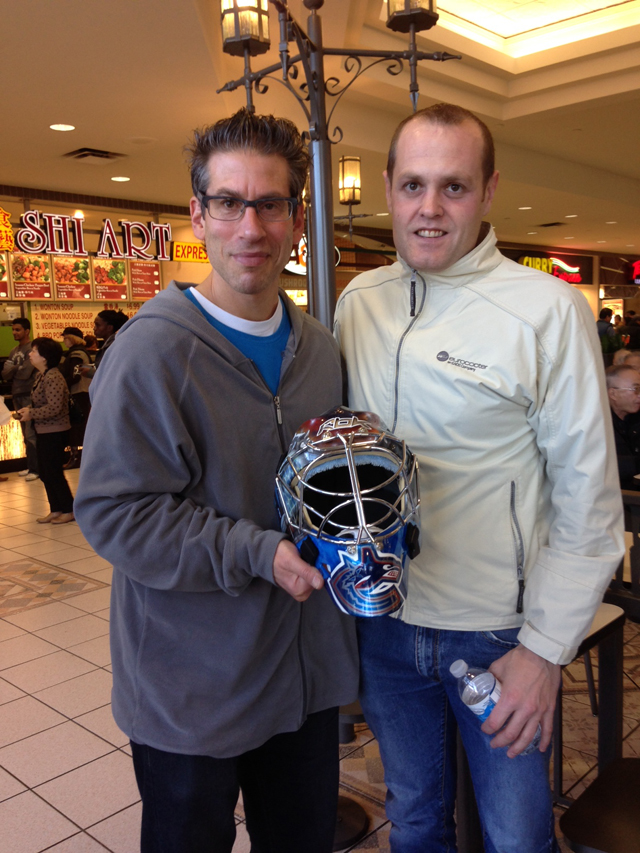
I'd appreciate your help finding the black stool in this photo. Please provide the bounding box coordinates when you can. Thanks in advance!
[559,758,640,852]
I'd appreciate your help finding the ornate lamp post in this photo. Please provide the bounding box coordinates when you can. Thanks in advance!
[218,0,458,327]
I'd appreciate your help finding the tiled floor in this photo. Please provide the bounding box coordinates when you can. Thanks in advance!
[0,472,638,852]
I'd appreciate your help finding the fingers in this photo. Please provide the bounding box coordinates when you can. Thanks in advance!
[272,540,324,602]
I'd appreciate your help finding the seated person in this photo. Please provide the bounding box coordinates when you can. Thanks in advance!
[606,363,640,488]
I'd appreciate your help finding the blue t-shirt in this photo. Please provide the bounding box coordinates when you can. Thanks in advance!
[185,288,291,395]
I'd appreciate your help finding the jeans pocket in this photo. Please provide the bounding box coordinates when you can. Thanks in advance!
[480,628,520,649]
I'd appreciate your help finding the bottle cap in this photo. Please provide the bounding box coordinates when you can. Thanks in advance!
[449,659,468,678]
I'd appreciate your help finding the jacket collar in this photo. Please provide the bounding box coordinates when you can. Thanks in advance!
[397,222,503,288]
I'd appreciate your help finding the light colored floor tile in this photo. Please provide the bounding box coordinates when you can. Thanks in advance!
[44,832,110,852]
[88,801,141,853]
[34,668,113,717]
[75,704,128,747]
[55,532,94,549]
[12,522,78,537]
[58,555,112,575]
[0,695,65,748]
[35,614,109,649]
[0,619,25,642]
[1,649,96,693]
[0,531,47,548]
[0,512,39,526]
[0,548,25,564]
[35,750,140,828]
[0,790,77,853]
[94,608,110,622]
[0,677,25,706]
[44,546,98,566]
[231,822,252,853]
[87,567,113,585]
[3,601,87,631]
[11,539,84,558]
[68,634,111,667]
[0,765,26,802]
[0,633,59,670]
[61,587,112,613]
[0,720,115,787]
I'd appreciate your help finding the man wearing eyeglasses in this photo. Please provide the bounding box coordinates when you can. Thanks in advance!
[607,363,640,488]
[75,109,357,853]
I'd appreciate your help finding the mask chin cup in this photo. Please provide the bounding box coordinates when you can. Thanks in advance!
[275,406,421,618]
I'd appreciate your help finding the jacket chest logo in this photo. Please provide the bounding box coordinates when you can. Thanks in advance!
[436,351,487,373]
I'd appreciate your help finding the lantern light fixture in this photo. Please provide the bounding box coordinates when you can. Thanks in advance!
[338,156,361,206]
[386,0,439,34]
[221,0,271,57]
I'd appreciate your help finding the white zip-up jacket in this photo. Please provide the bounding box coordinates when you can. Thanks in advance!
[335,226,624,665]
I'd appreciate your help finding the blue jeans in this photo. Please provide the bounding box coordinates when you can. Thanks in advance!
[357,617,559,853]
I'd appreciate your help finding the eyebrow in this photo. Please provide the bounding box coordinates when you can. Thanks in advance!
[206,188,287,199]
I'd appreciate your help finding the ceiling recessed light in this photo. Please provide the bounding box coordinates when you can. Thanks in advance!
[565,214,577,218]
[376,212,389,216]
[564,236,575,240]
[111,176,130,182]
[50,123,75,132]
[518,206,532,210]
[605,221,617,225]
[527,231,537,235]
[597,240,606,244]
[72,210,84,220]
[626,244,635,247]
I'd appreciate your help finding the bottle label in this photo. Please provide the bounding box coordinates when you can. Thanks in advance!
[468,683,501,722]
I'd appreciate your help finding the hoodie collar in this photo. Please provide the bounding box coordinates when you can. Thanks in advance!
[398,222,502,288]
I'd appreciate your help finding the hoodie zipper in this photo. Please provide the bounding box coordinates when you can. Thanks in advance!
[392,269,426,432]
[510,481,525,614]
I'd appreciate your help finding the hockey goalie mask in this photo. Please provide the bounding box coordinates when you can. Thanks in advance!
[276,407,420,617]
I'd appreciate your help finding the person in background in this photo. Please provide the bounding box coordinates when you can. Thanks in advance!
[83,334,98,353]
[607,363,640,489]
[59,327,92,469]
[74,109,358,853]
[17,338,74,524]
[622,350,640,371]
[2,317,38,481]
[79,310,129,378]
[597,307,623,363]
[335,102,623,852]
[614,313,623,327]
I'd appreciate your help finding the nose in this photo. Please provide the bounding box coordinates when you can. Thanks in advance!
[418,187,443,219]
[239,205,268,238]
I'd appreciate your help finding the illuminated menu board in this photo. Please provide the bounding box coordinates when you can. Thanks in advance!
[10,253,52,299]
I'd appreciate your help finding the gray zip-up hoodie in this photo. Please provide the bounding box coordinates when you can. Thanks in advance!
[75,283,358,757]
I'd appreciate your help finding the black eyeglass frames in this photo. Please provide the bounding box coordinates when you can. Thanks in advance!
[199,195,298,222]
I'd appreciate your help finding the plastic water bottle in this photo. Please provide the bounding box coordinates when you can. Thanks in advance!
[449,659,541,756]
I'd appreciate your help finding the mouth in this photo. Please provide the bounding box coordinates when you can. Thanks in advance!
[416,229,446,238]
[232,252,270,267]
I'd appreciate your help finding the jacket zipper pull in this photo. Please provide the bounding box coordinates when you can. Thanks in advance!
[516,576,525,613]
[274,395,283,425]
[410,271,416,317]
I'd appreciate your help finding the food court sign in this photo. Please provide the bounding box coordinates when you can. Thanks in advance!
[501,249,593,284]
[14,210,172,261]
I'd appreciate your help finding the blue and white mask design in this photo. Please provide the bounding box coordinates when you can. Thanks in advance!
[276,407,420,617]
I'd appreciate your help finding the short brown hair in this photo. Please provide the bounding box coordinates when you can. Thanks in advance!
[386,103,495,188]
[186,108,310,202]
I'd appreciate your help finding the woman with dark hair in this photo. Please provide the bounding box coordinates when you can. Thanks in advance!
[17,337,75,524]
[59,326,92,469]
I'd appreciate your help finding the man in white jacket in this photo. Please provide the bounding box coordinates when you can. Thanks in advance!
[334,103,624,852]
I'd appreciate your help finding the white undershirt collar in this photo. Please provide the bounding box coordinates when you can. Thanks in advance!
[189,287,283,337]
